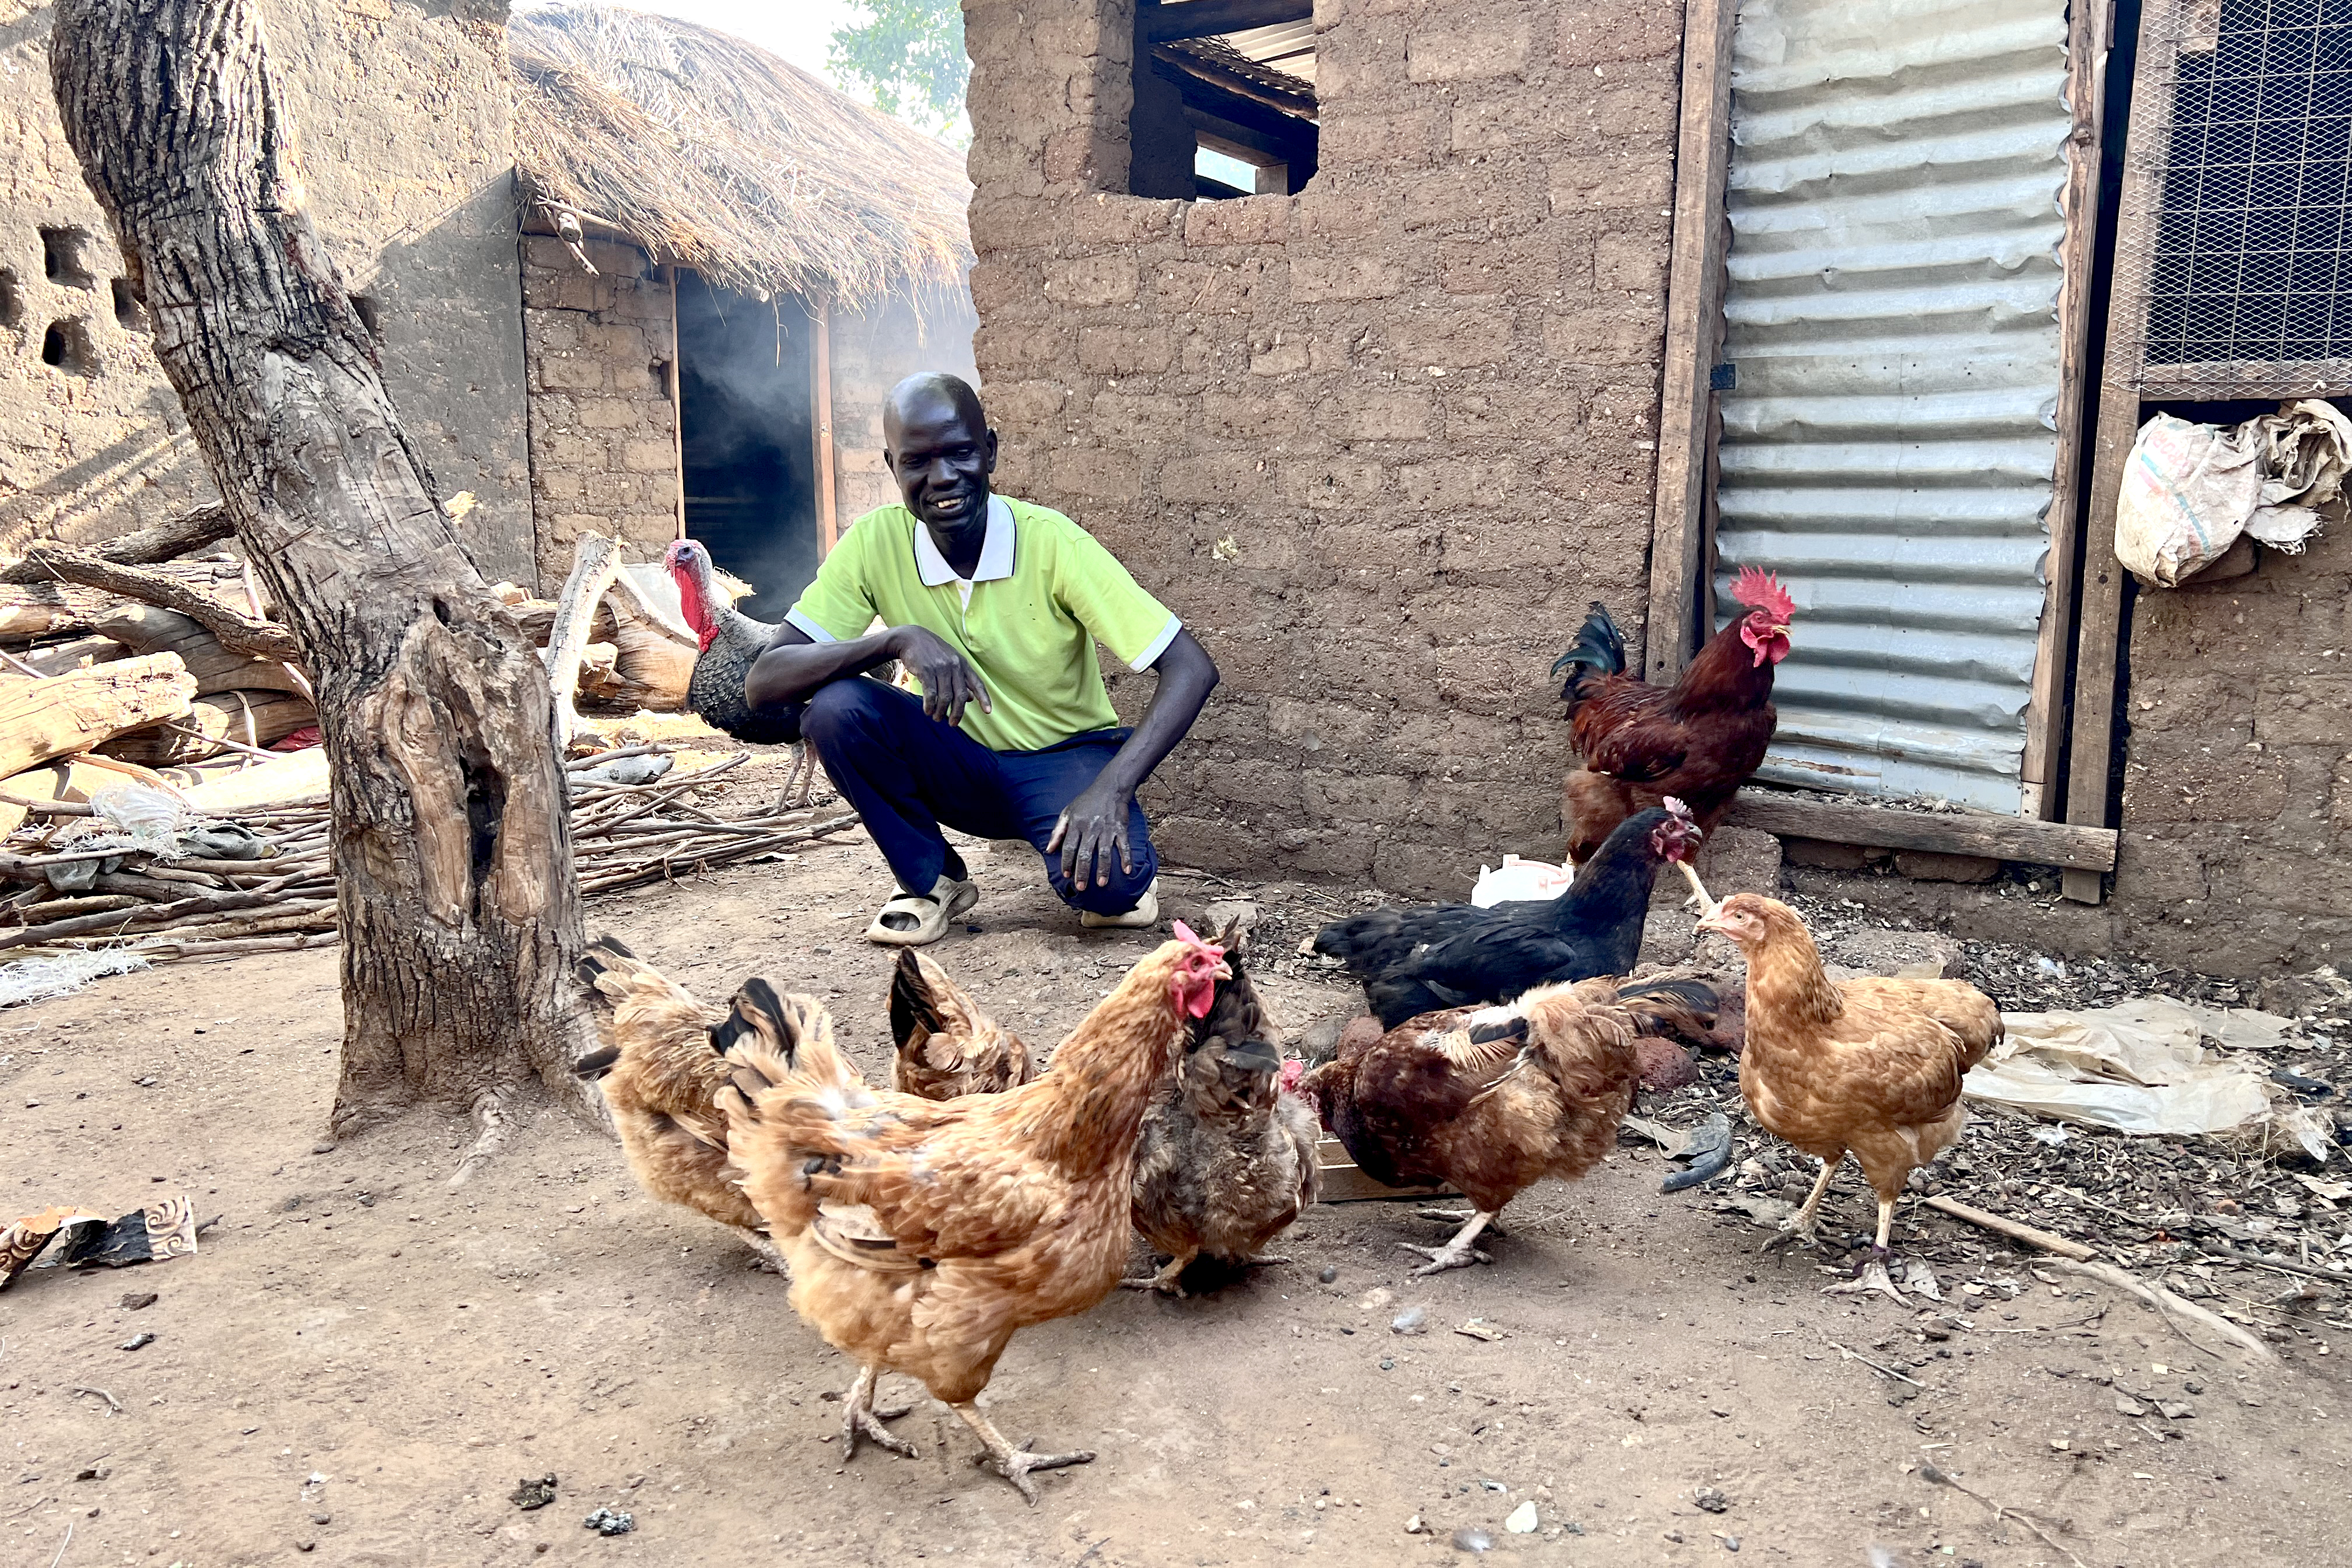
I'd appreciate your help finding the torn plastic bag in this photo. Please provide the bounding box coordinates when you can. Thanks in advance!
[1964,999,2331,1160]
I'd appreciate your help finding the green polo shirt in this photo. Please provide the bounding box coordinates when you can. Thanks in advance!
[785,495,1181,754]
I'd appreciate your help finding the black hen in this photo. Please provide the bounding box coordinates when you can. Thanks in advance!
[664,538,800,745]
[1312,804,1702,1029]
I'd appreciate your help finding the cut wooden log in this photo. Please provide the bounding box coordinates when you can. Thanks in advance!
[0,502,234,586]
[508,596,615,648]
[603,573,695,711]
[19,542,302,662]
[98,690,317,765]
[176,747,330,812]
[6,634,128,678]
[0,580,121,641]
[90,605,307,698]
[0,654,196,780]
[544,533,623,746]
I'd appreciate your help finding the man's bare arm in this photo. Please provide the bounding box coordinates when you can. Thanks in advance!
[746,622,993,726]
[1046,629,1219,890]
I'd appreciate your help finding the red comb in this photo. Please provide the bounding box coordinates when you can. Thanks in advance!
[1730,565,1794,622]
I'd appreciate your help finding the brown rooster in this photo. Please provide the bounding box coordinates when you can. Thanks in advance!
[1299,976,1717,1276]
[1696,894,2001,1253]
[1553,565,1794,864]
[718,930,1230,1502]
[572,936,774,1261]
[888,948,1034,1100]
[1126,922,1320,1296]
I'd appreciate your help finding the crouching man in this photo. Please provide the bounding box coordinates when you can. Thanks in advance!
[744,372,1217,947]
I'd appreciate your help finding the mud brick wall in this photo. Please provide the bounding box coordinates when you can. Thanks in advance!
[0,0,533,581]
[962,0,1686,892]
[518,235,681,587]
[2113,520,2352,977]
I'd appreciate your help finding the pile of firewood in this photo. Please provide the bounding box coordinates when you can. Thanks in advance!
[0,520,722,834]
[0,747,853,964]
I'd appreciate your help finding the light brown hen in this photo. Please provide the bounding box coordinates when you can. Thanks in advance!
[888,947,1034,1100]
[572,936,772,1258]
[1696,894,2001,1252]
[718,932,1228,1502]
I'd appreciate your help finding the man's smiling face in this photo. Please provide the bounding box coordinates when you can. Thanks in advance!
[884,379,999,536]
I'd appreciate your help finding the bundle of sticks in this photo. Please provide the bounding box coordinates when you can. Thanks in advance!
[0,747,855,965]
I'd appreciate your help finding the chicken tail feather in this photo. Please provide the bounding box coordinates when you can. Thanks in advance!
[572,1042,622,1080]
[888,949,950,1051]
[714,978,855,1111]
[1550,601,1626,710]
[1615,977,1720,1041]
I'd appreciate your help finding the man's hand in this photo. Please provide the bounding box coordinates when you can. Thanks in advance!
[1047,774,1135,892]
[887,625,992,727]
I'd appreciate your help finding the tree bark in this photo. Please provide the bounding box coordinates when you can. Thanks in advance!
[50,0,595,1154]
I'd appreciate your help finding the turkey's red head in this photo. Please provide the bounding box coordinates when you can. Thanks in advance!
[1730,566,1795,668]
[664,539,720,653]
[1168,920,1230,1020]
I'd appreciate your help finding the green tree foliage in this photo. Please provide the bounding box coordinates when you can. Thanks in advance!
[828,0,970,146]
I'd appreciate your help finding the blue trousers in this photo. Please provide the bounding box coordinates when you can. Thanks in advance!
[798,677,1158,916]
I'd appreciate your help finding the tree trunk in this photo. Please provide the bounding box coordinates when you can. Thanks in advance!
[50,0,595,1160]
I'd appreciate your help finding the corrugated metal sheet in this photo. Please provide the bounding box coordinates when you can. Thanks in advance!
[1712,0,2073,811]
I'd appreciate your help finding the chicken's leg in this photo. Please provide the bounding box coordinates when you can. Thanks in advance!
[1873,1197,1896,1254]
[1121,1248,1198,1297]
[1399,1208,1497,1275]
[950,1402,1094,1504]
[1764,1157,1839,1252]
[840,1366,919,1461]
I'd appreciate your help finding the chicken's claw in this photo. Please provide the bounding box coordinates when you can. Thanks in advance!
[845,1402,919,1461]
[951,1403,1093,1505]
[1399,1241,1493,1275]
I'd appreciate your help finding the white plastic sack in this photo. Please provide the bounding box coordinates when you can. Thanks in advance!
[1471,854,1573,908]
[2115,401,2348,586]
[1964,999,2330,1160]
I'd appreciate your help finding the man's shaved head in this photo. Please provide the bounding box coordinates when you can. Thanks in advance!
[884,373,988,448]
[882,372,997,539]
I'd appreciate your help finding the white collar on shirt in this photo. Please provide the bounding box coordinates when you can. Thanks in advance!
[911,495,1016,587]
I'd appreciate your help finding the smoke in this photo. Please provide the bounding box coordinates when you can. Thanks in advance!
[676,274,822,619]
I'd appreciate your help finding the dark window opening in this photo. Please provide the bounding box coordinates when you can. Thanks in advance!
[111,276,148,332]
[350,293,384,341]
[40,227,93,289]
[1129,1,1317,200]
[0,268,19,329]
[41,317,94,375]
[674,270,821,620]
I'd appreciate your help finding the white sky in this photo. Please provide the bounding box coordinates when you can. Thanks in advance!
[514,0,873,97]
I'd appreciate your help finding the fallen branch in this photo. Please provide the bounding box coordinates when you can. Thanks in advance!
[68,1384,122,1415]
[2051,1258,2276,1363]
[0,503,232,585]
[1917,1462,2084,1568]
[1819,1335,1926,1388]
[1921,1194,2098,1261]
[21,543,302,663]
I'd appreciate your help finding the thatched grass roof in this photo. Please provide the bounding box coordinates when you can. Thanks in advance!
[509,4,972,312]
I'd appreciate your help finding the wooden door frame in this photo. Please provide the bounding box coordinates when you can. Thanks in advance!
[1644,0,1738,682]
[810,296,839,555]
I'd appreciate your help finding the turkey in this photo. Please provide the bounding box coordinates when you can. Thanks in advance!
[663,538,816,806]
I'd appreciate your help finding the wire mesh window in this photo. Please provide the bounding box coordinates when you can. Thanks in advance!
[2118,0,2352,391]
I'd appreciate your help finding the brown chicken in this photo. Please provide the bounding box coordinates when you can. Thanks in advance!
[718,930,1230,1502]
[1126,923,1320,1296]
[1298,976,1716,1276]
[572,936,772,1258]
[1695,894,2002,1252]
[888,948,1034,1100]
[1553,565,1795,864]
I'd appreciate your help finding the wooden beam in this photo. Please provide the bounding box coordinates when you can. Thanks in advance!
[811,298,838,555]
[1143,0,1312,43]
[1643,0,1737,682]
[667,267,686,541]
[2062,0,2175,903]
[2020,0,2113,820]
[1723,790,2119,872]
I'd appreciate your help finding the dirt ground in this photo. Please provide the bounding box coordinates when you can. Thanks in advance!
[8,763,2352,1568]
